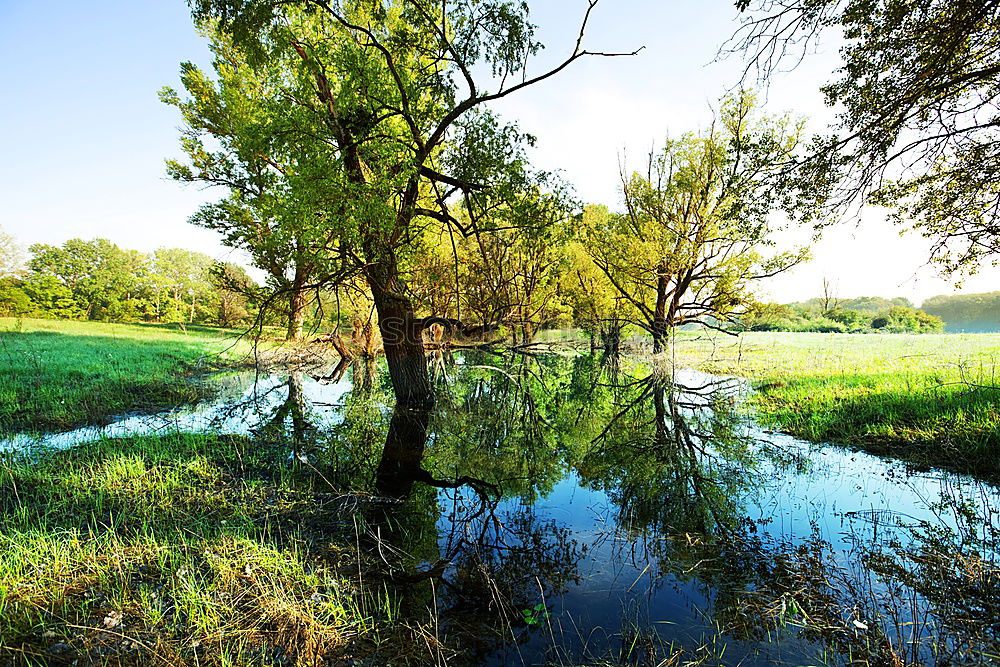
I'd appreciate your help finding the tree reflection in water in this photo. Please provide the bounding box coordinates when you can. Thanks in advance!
[242,352,999,666]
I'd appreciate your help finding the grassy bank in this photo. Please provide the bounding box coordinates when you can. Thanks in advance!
[0,433,368,665]
[673,331,1000,476]
[0,319,249,433]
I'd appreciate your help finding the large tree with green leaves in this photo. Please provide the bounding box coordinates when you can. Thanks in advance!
[725,0,1000,275]
[583,94,816,351]
[183,0,637,407]
[161,33,351,340]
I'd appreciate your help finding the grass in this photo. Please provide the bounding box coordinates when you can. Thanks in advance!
[0,432,366,666]
[0,318,251,433]
[671,331,1000,477]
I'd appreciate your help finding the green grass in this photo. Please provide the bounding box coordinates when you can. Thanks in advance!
[672,331,1000,476]
[0,318,251,433]
[0,433,366,666]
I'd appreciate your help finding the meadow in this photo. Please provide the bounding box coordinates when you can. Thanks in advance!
[673,331,1000,477]
[0,318,250,433]
[3,319,998,474]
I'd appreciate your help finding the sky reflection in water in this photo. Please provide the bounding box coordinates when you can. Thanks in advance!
[7,352,999,665]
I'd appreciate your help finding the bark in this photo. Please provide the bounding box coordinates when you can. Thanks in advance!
[364,250,433,408]
[328,332,354,360]
[286,269,308,341]
[652,265,670,353]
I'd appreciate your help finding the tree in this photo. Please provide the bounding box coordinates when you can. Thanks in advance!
[21,274,81,319]
[820,276,839,313]
[411,188,575,344]
[186,0,638,407]
[17,237,260,326]
[161,33,351,340]
[922,291,1000,332]
[560,224,636,353]
[0,228,25,278]
[150,248,217,323]
[0,278,33,316]
[583,94,814,350]
[725,0,1000,274]
[28,239,151,321]
[210,262,256,327]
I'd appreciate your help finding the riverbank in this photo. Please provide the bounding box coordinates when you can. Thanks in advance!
[0,319,260,433]
[673,331,1000,477]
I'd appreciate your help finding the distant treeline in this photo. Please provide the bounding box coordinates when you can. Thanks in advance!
[740,296,944,334]
[921,292,1000,333]
[0,238,260,327]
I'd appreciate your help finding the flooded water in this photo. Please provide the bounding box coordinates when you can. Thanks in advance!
[7,351,1000,665]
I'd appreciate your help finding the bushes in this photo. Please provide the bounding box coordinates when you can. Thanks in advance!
[740,300,944,334]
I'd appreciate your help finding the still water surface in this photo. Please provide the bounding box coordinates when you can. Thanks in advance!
[7,352,999,665]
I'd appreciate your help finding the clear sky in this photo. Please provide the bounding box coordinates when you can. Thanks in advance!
[1,0,995,305]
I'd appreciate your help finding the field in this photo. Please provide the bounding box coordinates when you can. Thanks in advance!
[0,318,249,433]
[673,331,1000,476]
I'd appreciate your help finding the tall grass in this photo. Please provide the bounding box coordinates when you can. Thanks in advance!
[0,433,364,665]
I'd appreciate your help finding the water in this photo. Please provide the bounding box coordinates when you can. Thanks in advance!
[6,352,999,665]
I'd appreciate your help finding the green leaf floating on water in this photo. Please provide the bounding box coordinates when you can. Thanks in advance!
[522,603,549,626]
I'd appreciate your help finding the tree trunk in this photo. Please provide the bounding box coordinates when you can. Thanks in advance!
[652,266,669,353]
[364,251,433,408]
[601,321,621,355]
[287,371,307,448]
[286,269,308,341]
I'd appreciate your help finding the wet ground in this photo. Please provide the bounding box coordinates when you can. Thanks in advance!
[7,351,1000,665]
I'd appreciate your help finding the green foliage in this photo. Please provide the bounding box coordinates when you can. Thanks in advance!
[172,0,615,375]
[741,298,944,334]
[558,226,638,347]
[521,602,549,626]
[0,236,260,327]
[28,239,151,320]
[732,0,1000,273]
[0,278,33,317]
[581,93,817,343]
[161,29,350,339]
[407,187,576,341]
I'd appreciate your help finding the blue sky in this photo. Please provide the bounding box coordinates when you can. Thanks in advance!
[0,0,994,303]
